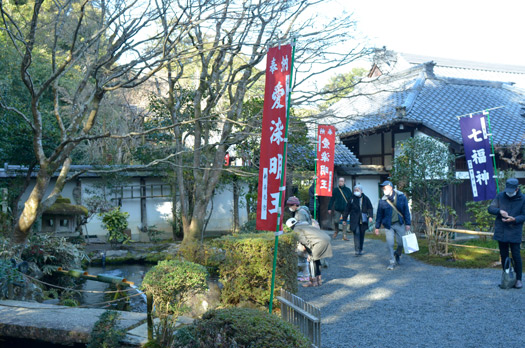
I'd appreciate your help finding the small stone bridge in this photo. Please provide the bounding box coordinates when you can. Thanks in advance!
[0,300,150,347]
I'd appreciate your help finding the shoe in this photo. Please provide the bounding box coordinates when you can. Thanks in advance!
[332,233,338,239]
[394,252,401,265]
[302,278,319,287]
[387,263,395,271]
[515,280,523,289]
[342,237,350,241]
[355,251,359,257]
[358,250,363,255]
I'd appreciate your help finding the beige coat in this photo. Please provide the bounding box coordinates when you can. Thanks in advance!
[295,223,333,261]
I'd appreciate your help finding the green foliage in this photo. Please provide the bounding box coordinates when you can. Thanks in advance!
[212,232,298,308]
[239,219,258,234]
[178,242,225,278]
[464,200,494,233]
[21,233,87,275]
[145,225,163,243]
[100,207,130,246]
[391,136,459,254]
[0,259,23,300]
[319,68,367,110]
[145,316,179,348]
[87,311,126,348]
[18,233,88,291]
[173,308,311,348]
[141,259,208,317]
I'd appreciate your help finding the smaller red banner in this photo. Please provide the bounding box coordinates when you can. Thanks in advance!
[316,125,336,196]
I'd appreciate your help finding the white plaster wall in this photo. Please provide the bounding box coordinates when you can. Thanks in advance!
[206,182,248,232]
[17,176,247,240]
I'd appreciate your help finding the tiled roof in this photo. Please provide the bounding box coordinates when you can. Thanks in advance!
[334,144,360,166]
[329,60,525,146]
[400,53,525,88]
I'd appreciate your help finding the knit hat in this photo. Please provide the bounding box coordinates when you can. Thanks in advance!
[286,196,300,206]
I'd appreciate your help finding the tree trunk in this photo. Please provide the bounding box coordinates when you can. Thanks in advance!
[13,170,51,243]
[183,203,207,245]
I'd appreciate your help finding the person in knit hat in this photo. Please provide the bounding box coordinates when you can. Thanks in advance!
[286,196,312,225]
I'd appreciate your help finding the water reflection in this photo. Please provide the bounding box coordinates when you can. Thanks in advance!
[81,264,152,312]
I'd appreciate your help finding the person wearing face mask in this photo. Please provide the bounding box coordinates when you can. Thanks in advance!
[286,196,312,225]
[328,177,353,240]
[342,184,374,256]
[374,180,411,270]
[488,178,525,289]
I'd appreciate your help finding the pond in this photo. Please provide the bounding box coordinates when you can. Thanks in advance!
[81,264,152,312]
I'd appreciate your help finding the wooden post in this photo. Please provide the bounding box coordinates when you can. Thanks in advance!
[140,178,147,233]
[445,231,449,255]
[147,293,153,340]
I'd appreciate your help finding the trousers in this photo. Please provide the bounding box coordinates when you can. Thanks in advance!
[354,223,366,252]
[385,222,405,264]
[498,241,522,281]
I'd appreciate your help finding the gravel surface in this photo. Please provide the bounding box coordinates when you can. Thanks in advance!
[297,232,525,348]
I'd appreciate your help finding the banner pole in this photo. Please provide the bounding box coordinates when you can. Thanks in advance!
[484,110,500,193]
[269,39,296,314]
[313,126,318,220]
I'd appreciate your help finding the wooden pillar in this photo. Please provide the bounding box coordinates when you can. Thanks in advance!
[140,178,147,232]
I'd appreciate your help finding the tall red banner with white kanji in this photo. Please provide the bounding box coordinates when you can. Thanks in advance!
[256,45,292,231]
[316,125,336,196]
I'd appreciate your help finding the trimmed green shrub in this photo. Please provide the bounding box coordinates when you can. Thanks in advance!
[213,232,298,308]
[141,259,208,316]
[100,207,130,246]
[172,307,311,348]
[178,241,225,278]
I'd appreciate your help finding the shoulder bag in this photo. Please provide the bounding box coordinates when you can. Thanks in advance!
[500,257,517,289]
[386,198,419,253]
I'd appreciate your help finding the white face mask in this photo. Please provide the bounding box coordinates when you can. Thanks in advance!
[506,191,517,197]
[354,191,361,197]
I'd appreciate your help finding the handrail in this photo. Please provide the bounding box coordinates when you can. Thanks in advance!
[437,228,496,254]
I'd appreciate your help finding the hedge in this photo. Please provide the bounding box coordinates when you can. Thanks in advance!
[212,232,298,308]
[172,307,311,348]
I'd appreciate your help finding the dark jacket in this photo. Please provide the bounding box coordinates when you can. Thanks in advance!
[328,185,352,212]
[375,190,411,230]
[488,190,525,243]
[342,193,374,232]
[309,184,319,213]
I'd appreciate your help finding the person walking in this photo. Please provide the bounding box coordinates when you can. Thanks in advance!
[488,178,525,289]
[343,184,374,256]
[328,177,352,240]
[287,218,333,287]
[286,196,312,225]
[374,180,411,270]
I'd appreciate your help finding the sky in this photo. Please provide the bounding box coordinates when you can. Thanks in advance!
[330,0,525,67]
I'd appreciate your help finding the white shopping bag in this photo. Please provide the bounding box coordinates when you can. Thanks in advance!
[402,232,419,254]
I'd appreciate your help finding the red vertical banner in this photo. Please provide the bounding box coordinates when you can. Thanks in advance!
[256,45,292,231]
[316,125,336,196]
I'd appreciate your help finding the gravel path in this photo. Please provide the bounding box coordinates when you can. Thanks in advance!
[297,232,525,348]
